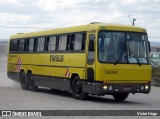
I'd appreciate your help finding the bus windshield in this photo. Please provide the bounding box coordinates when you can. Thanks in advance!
[98,31,149,64]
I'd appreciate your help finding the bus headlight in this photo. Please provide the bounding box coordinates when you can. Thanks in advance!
[103,86,108,90]
[145,85,149,90]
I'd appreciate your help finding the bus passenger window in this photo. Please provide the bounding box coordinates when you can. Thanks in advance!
[70,33,85,51]
[48,36,56,51]
[25,39,29,51]
[66,35,70,50]
[37,37,45,51]
[18,39,25,52]
[28,38,34,52]
[10,40,18,52]
[58,35,67,51]
[70,34,75,50]
[74,34,83,50]
[45,37,49,51]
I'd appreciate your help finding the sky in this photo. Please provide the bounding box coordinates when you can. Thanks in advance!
[0,0,160,42]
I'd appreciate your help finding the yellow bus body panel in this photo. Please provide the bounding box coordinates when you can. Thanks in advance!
[8,23,150,85]
[8,53,86,80]
[96,63,151,83]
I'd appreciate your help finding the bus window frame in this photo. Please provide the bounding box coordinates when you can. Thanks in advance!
[97,30,150,65]
[73,33,86,51]
[36,37,45,52]
[45,36,57,52]
[56,32,86,53]
[9,31,87,54]
[58,35,68,51]
[9,39,19,53]
[27,38,35,52]
[18,39,25,52]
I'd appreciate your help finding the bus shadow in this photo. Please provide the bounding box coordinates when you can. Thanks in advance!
[36,88,73,98]
[86,95,145,105]
[36,87,145,105]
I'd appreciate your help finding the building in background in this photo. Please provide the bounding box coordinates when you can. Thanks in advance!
[150,46,160,67]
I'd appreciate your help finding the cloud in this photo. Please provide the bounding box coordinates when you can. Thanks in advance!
[0,0,160,42]
[0,13,30,23]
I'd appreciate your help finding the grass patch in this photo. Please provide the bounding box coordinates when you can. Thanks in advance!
[152,66,160,78]
[152,79,160,87]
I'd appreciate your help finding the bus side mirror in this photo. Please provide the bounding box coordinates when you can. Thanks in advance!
[148,41,151,52]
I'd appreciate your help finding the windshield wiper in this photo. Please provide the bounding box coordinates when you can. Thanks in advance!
[131,54,142,66]
[114,44,126,65]
[114,52,125,65]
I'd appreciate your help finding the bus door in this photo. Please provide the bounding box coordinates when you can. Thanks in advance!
[87,33,96,82]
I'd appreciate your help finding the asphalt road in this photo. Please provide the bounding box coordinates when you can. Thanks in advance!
[1,75,159,110]
[0,58,160,119]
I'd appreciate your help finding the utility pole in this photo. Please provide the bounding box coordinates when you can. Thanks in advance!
[132,18,136,26]
[128,15,136,26]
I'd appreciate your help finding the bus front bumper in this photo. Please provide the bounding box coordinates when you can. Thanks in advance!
[82,81,151,95]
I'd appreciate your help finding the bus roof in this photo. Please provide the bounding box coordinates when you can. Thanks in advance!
[10,23,147,39]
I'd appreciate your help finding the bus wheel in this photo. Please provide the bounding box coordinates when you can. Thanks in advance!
[28,73,38,91]
[20,71,29,90]
[71,76,87,100]
[112,93,129,101]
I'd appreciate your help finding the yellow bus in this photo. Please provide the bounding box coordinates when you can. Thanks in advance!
[7,23,151,101]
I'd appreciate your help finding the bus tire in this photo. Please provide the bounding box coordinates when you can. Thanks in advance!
[71,76,87,100]
[20,71,29,90]
[28,72,38,91]
[112,93,129,101]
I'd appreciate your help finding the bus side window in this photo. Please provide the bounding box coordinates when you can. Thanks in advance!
[33,38,38,51]
[10,40,18,52]
[55,36,59,51]
[74,33,83,50]
[89,34,95,51]
[48,36,56,51]
[58,36,62,50]
[70,34,75,50]
[18,39,25,52]
[25,39,29,52]
[82,33,86,50]
[58,35,67,51]
[69,33,86,51]
[37,37,45,52]
[88,34,95,65]
[67,35,70,50]
[45,37,49,51]
[28,38,35,52]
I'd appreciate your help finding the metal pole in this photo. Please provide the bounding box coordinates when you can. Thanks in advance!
[133,18,136,26]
